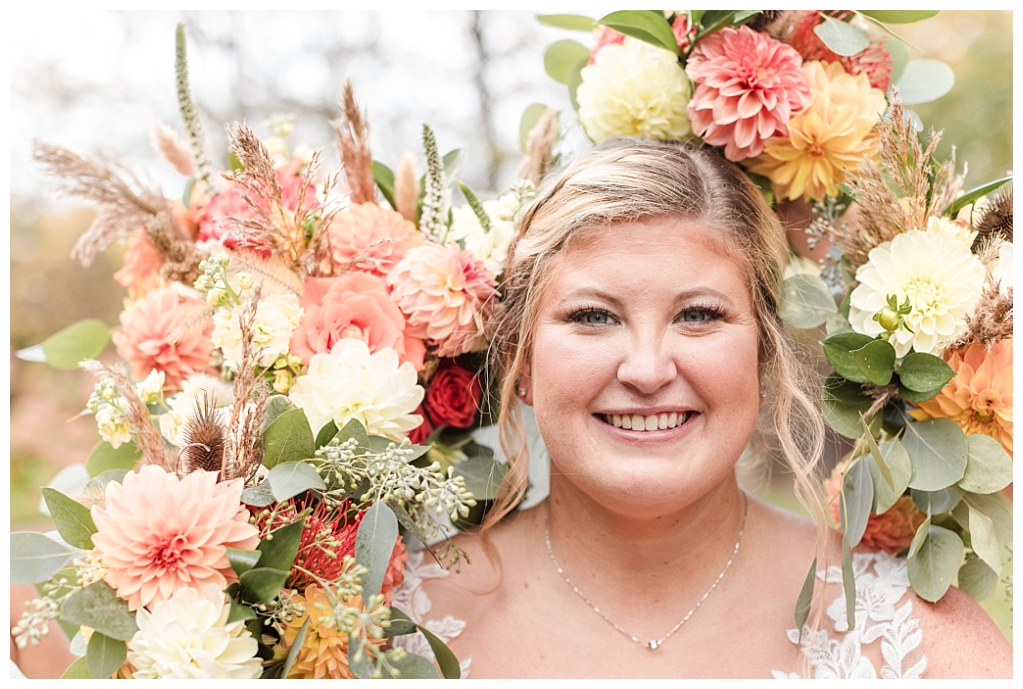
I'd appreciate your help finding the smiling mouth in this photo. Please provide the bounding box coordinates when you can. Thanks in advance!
[600,412,694,432]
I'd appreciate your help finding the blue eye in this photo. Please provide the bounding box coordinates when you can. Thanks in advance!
[679,307,724,323]
[568,309,613,325]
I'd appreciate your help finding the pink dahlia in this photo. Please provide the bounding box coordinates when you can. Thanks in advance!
[91,465,259,611]
[685,25,810,161]
[588,26,626,65]
[387,243,497,358]
[112,287,216,390]
[323,202,424,277]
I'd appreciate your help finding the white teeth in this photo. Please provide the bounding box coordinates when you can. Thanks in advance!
[644,415,657,431]
[658,413,668,430]
[621,415,632,429]
[632,414,644,430]
[612,414,621,428]
[603,412,692,431]
[668,412,678,427]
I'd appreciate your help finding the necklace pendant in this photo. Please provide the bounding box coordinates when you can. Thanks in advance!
[647,640,660,651]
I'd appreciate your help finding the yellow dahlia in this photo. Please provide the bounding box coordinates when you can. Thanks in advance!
[281,586,361,679]
[745,60,886,202]
[910,339,1013,455]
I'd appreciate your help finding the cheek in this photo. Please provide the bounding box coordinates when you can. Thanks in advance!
[530,325,617,410]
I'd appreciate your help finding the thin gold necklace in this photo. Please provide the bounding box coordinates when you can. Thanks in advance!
[543,492,748,651]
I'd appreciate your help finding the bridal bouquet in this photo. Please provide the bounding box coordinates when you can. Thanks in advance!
[10,23,545,679]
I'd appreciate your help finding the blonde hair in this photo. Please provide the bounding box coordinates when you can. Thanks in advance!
[485,138,828,536]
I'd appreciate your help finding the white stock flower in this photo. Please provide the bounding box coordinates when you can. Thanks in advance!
[989,241,1013,295]
[448,192,519,276]
[95,404,132,449]
[288,339,424,440]
[924,215,977,247]
[159,374,235,447]
[137,369,166,405]
[212,293,303,368]
[127,584,261,679]
[849,230,986,357]
[577,37,692,143]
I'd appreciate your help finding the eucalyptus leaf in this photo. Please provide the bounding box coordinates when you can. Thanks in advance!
[227,600,258,624]
[452,452,508,502]
[238,567,290,604]
[959,434,1013,494]
[902,418,968,491]
[865,438,912,513]
[61,657,91,679]
[568,58,586,115]
[10,532,79,585]
[893,59,954,105]
[85,441,141,477]
[442,149,464,184]
[957,493,1012,543]
[821,332,874,383]
[336,417,369,448]
[814,15,870,56]
[281,618,310,678]
[598,10,680,54]
[840,458,873,548]
[315,420,339,448]
[355,502,399,600]
[383,606,418,638]
[256,520,304,572]
[794,555,817,637]
[42,488,97,550]
[84,469,129,492]
[372,160,397,211]
[391,652,442,679]
[821,397,876,439]
[907,516,931,559]
[851,339,896,386]
[968,504,1001,576]
[861,421,892,490]
[859,10,939,24]
[16,319,111,369]
[347,636,375,679]
[958,558,998,601]
[267,461,325,502]
[537,14,596,31]
[544,39,590,85]
[886,36,911,84]
[226,548,262,576]
[240,481,275,507]
[825,312,854,336]
[841,540,856,631]
[87,631,126,679]
[61,581,138,641]
[906,525,963,602]
[778,273,838,329]
[262,395,296,432]
[946,175,1013,216]
[520,103,555,154]
[390,607,461,679]
[696,10,736,39]
[910,487,961,515]
[898,352,955,392]
[262,409,314,469]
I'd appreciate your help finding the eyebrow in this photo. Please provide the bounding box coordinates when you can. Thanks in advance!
[557,286,737,306]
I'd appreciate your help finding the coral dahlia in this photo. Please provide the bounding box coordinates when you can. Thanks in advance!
[323,202,424,277]
[686,25,810,161]
[91,465,259,611]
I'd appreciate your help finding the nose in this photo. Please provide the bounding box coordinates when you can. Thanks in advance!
[616,333,677,395]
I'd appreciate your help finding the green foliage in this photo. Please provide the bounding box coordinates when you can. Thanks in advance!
[839,458,872,547]
[281,618,309,678]
[262,395,296,432]
[968,503,1002,575]
[955,493,1012,543]
[946,175,1013,216]
[61,581,138,641]
[392,652,442,679]
[355,502,399,600]
[907,525,964,602]
[537,14,595,31]
[239,567,291,604]
[316,420,340,448]
[256,520,304,572]
[959,435,1013,494]
[228,600,258,624]
[61,657,92,679]
[851,339,896,386]
[958,557,999,601]
[451,446,508,502]
[390,607,461,679]
[10,532,79,584]
[598,10,680,54]
[897,352,955,392]
[519,103,556,153]
[267,461,326,502]
[859,10,940,24]
[226,548,262,577]
[821,332,874,383]
[262,408,315,469]
[86,440,141,477]
[794,555,817,636]
[568,60,586,114]
[87,631,126,679]
[16,319,111,369]
[337,417,369,448]
[841,540,856,630]
[456,180,492,232]
[814,15,870,56]
[910,486,961,514]
[902,418,968,491]
[778,274,838,329]
[41,488,97,550]
[865,439,912,513]
[894,59,955,105]
[543,39,590,84]
[372,160,398,211]
[240,482,275,507]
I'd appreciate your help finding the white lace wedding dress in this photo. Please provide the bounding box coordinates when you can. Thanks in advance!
[390,548,927,679]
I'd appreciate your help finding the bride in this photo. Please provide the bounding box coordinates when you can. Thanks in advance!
[396,139,1012,678]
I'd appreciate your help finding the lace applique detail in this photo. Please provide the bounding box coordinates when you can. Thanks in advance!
[391,550,472,678]
[772,550,927,679]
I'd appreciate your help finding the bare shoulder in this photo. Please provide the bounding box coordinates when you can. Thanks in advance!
[909,585,1013,678]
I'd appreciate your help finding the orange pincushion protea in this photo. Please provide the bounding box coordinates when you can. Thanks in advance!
[910,339,1013,456]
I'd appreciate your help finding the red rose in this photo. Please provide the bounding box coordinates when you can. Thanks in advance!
[407,406,434,445]
[425,361,481,428]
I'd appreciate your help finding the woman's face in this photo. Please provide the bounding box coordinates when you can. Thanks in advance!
[529,215,761,518]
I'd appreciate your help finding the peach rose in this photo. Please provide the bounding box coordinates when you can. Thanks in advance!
[290,273,425,371]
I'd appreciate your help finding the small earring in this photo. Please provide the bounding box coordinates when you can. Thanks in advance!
[759,387,767,399]
[519,387,528,398]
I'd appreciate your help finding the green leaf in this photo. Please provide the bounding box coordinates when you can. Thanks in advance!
[372,160,397,211]
[959,435,1013,494]
[336,417,369,448]
[543,39,590,85]
[907,516,931,559]
[898,352,955,392]
[238,567,290,604]
[390,607,461,679]
[598,10,680,54]
[256,520,304,572]
[10,532,79,584]
[696,10,736,39]
[861,421,893,489]
[893,59,954,105]
[16,319,111,369]
[442,149,464,184]
[865,438,912,513]
[42,488,97,550]
[87,631,126,679]
[840,458,873,548]
[347,636,375,679]
[841,539,856,630]
[227,600,258,624]
[910,487,961,515]
[897,381,945,403]
[821,396,876,439]
[226,548,262,576]
[968,503,1001,576]
[85,441,141,477]
[887,36,911,84]
[61,656,92,679]
[452,451,508,502]
[61,581,138,641]
[778,274,838,329]
[957,493,1012,543]
[906,525,963,602]
[794,555,817,635]
[262,408,314,469]
[262,395,296,432]
[851,339,896,386]
[267,461,325,502]
[391,652,442,679]
[383,606,418,638]
[821,332,874,383]
[567,58,586,114]
[825,312,854,336]
[824,375,871,406]
[520,103,555,154]
[814,15,871,56]
[902,418,968,491]
[240,481,275,507]
[281,617,309,678]
[958,558,998,601]
[537,14,596,31]
[859,10,939,24]
[355,502,399,600]
[456,180,492,232]
[732,10,761,25]
[85,469,129,492]
[945,176,1013,216]
[315,420,340,448]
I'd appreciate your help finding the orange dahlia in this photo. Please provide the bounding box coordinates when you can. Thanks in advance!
[910,339,1013,455]
[282,585,361,679]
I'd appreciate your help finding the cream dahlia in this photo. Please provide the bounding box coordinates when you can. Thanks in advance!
[848,230,987,357]
[577,37,693,144]
[211,292,303,369]
[387,242,497,357]
[448,191,519,276]
[323,202,424,277]
[685,25,810,161]
[287,338,424,440]
[925,215,977,247]
[127,584,261,679]
[91,465,259,611]
[745,60,886,202]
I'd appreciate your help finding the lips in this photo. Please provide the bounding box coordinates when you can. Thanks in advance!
[600,411,694,432]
